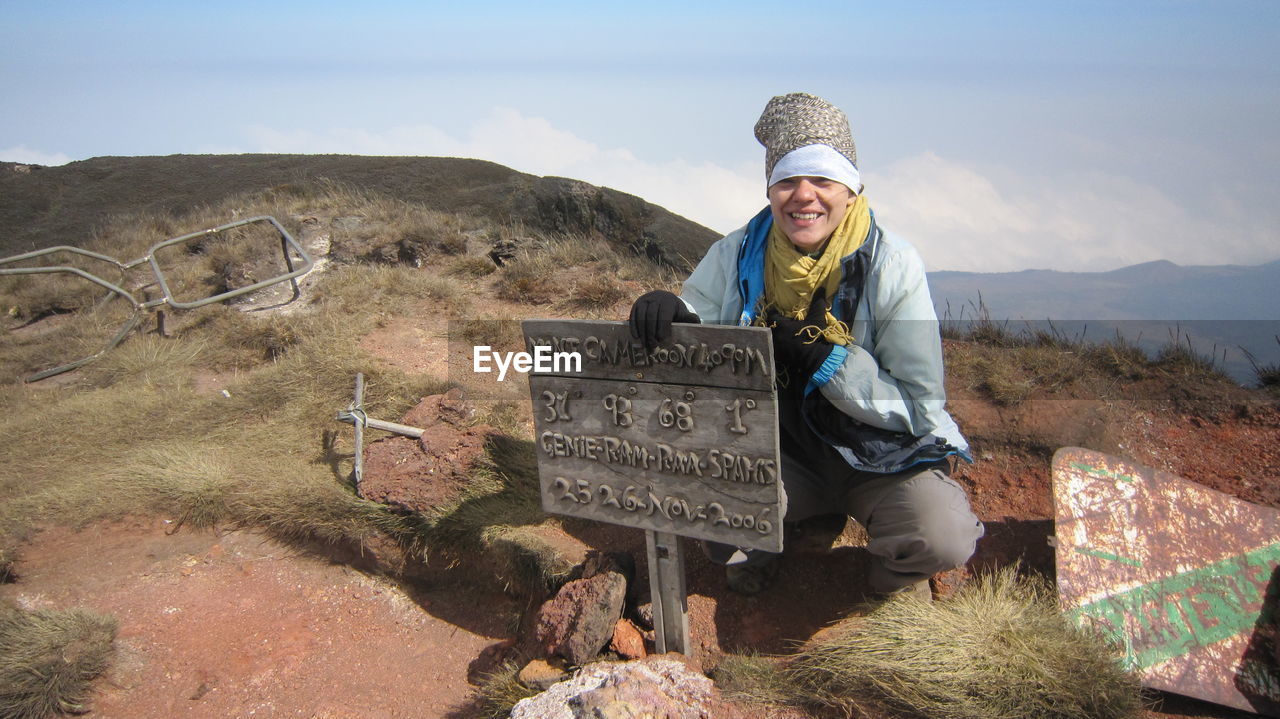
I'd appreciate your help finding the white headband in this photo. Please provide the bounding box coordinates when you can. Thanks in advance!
[767,144,861,194]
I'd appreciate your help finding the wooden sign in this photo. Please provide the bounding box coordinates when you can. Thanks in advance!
[1053,447,1280,716]
[523,319,782,553]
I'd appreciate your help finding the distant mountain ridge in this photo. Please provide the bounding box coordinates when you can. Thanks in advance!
[928,259,1280,384]
[929,259,1280,321]
[0,155,719,270]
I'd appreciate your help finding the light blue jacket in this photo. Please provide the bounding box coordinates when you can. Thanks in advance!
[680,208,969,471]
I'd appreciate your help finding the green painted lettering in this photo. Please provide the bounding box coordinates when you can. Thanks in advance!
[1070,542,1280,669]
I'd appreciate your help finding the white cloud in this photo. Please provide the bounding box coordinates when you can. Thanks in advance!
[245,108,761,235]
[243,116,1278,272]
[0,145,73,166]
[873,152,1276,272]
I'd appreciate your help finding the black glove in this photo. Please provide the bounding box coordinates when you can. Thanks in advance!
[767,289,835,382]
[629,290,699,347]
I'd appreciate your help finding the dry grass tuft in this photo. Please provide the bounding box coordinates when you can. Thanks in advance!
[784,567,1143,719]
[1153,326,1224,377]
[328,201,471,265]
[710,652,796,712]
[495,259,558,305]
[494,235,672,307]
[313,263,465,316]
[1243,337,1280,390]
[567,274,627,311]
[447,255,498,278]
[0,547,14,583]
[1085,334,1151,380]
[81,333,206,388]
[473,399,532,439]
[0,601,117,719]
[126,442,243,529]
[453,319,526,356]
[480,524,579,596]
[0,270,115,325]
[472,661,539,719]
[942,297,1238,406]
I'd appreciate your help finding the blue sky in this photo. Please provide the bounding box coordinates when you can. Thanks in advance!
[3,1,1278,272]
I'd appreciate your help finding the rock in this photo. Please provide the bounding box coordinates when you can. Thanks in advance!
[932,566,971,600]
[576,550,635,583]
[633,602,654,631]
[356,392,496,513]
[488,233,543,266]
[399,388,475,429]
[529,178,667,266]
[648,650,704,677]
[535,571,628,665]
[509,658,721,719]
[610,618,646,660]
[518,658,571,692]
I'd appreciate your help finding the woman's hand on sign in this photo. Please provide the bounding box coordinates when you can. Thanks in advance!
[629,290,700,348]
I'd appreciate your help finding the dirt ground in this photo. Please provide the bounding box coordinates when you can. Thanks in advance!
[1,517,520,718]
[4,302,1278,718]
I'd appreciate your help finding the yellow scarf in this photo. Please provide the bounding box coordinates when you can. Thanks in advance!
[760,193,869,346]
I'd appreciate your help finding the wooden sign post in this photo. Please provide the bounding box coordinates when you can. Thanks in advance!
[523,319,781,654]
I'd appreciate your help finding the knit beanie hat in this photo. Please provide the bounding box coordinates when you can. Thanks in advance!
[753,92,860,191]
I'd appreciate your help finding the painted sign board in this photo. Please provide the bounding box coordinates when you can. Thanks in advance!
[1053,447,1279,716]
[523,319,783,553]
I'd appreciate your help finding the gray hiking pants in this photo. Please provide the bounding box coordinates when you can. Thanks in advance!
[704,452,985,593]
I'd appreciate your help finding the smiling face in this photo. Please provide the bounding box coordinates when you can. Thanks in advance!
[767,176,855,253]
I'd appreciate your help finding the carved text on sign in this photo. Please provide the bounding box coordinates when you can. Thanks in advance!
[524,320,782,552]
[550,476,776,536]
[539,431,778,485]
[526,334,771,377]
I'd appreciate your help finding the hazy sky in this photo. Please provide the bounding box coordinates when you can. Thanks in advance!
[3,1,1278,272]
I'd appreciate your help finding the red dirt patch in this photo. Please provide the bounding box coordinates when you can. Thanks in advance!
[1,517,517,718]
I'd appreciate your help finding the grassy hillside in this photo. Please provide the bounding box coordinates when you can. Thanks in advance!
[0,156,719,271]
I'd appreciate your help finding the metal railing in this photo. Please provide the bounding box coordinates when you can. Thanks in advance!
[0,215,313,382]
